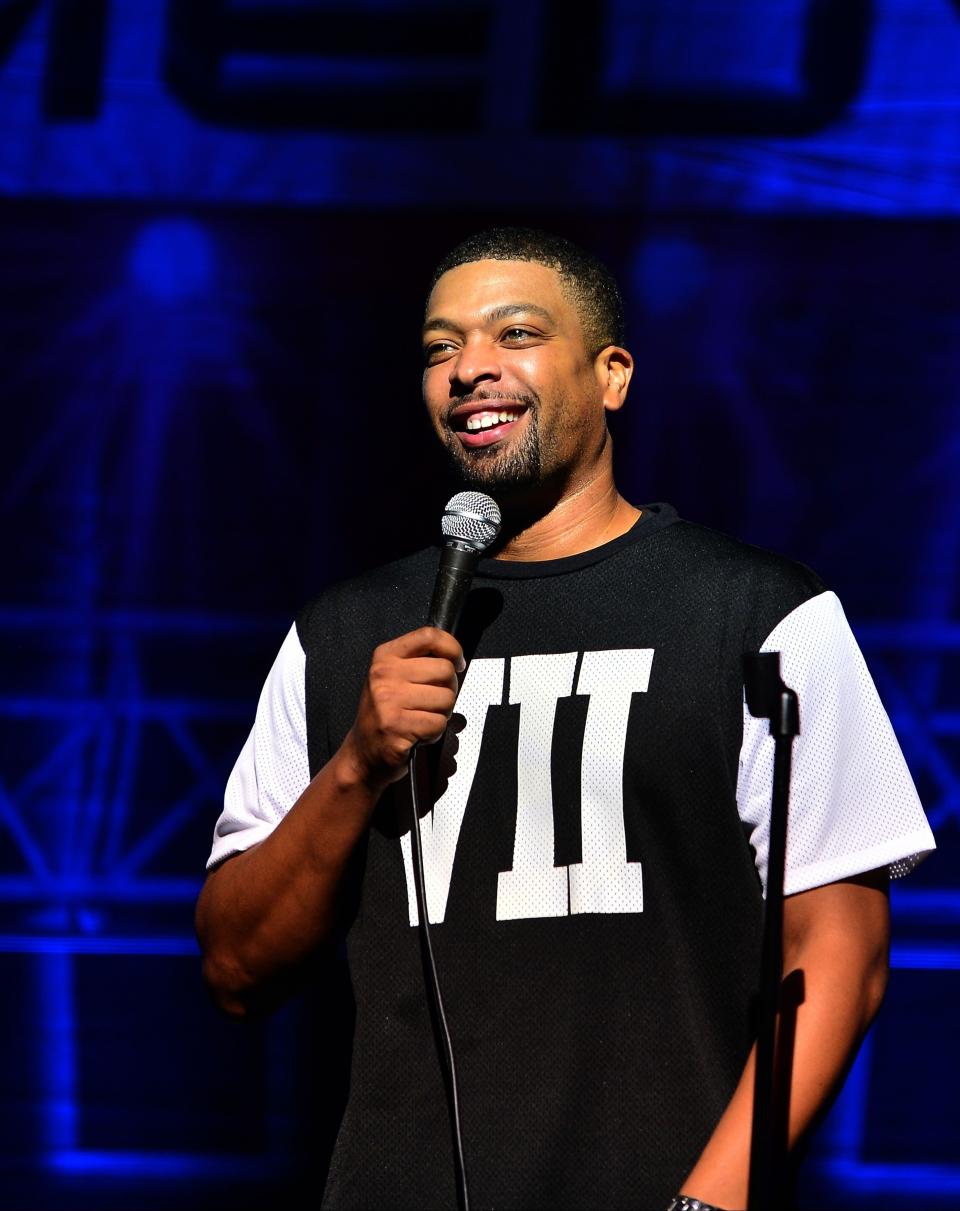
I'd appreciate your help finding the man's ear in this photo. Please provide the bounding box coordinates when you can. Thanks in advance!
[594,345,634,414]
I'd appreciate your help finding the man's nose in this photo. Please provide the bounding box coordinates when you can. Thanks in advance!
[449,338,501,389]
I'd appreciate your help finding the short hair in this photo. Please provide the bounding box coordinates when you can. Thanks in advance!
[428,226,625,356]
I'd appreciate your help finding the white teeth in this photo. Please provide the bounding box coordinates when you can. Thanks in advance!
[464,409,520,432]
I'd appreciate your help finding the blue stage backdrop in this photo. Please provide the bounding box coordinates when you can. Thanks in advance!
[1,3,958,1208]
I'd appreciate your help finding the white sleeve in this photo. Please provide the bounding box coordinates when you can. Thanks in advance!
[737,591,935,896]
[206,623,311,870]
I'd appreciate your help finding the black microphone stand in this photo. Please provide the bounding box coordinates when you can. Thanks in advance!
[743,652,799,1211]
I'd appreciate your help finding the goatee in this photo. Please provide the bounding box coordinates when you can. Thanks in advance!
[441,408,543,497]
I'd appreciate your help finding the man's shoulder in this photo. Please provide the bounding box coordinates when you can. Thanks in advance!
[655,517,829,643]
[294,546,438,647]
[597,503,827,601]
[667,517,825,588]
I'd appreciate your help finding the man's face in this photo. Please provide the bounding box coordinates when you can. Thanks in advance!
[422,259,610,498]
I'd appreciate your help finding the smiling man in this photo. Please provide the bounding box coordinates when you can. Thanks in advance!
[196,228,934,1211]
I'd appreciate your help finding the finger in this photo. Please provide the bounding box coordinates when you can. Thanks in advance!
[398,708,455,747]
[396,657,460,692]
[399,683,458,717]
[384,627,465,668]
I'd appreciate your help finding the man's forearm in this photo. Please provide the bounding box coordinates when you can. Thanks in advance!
[195,737,385,1017]
[679,873,890,1209]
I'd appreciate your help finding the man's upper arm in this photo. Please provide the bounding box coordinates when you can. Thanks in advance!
[737,590,935,897]
[207,623,310,870]
[783,867,890,959]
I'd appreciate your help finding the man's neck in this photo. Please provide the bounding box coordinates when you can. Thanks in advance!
[492,474,641,562]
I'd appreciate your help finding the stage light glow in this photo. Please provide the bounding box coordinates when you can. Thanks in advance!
[128,219,214,303]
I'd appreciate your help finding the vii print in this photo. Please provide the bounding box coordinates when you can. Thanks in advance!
[399,650,654,925]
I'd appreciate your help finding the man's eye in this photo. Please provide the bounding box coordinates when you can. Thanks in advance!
[425,341,456,362]
[502,327,534,342]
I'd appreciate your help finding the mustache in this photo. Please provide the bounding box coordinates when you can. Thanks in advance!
[442,389,540,427]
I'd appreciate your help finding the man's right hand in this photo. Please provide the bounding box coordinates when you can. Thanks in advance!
[341,626,466,788]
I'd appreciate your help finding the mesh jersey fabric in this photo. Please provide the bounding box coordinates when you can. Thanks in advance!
[208,503,934,1211]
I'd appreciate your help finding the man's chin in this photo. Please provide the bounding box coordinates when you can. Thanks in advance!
[462,473,544,504]
[443,444,530,491]
[458,447,509,479]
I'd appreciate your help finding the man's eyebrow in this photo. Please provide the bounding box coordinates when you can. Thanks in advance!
[422,315,462,337]
[422,302,557,338]
[485,302,556,325]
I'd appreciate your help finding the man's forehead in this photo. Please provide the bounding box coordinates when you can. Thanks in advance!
[425,258,573,324]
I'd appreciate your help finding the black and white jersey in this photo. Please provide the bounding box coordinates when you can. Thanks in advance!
[208,504,933,1211]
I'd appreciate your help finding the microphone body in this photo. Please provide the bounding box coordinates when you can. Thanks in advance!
[428,543,482,634]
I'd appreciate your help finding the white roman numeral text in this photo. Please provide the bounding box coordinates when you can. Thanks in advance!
[401,649,654,924]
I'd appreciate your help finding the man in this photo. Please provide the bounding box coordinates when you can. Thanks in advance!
[197,228,934,1210]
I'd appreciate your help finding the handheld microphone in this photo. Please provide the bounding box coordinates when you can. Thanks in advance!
[411,490,500,1211]
[428,491,502,633]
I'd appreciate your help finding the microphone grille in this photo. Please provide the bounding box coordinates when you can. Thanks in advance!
[441,492,501,552]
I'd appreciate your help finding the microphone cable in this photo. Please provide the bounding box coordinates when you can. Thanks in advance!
[409,745,470,1211]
